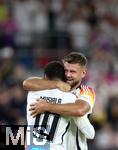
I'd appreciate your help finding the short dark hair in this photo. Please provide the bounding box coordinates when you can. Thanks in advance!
[63,52,88,66]
[44,61,66,81]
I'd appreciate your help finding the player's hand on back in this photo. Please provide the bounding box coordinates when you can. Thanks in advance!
[56,81,71,92]
[29,99,48,117]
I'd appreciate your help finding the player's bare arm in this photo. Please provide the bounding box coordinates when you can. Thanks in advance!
[29,99,90,117]
[23,77,70,92]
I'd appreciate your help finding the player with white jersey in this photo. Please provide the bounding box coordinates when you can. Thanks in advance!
[27,89,76,150]
[24,52,96,150]
[26,61,77,150]
[67,85,95,150]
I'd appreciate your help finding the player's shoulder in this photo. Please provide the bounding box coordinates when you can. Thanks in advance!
[56,88,74,95]
[79,84,95,95]
[28,89,52,95]
[55,89,76,98]
[76,84,96,108]
[79,84,96,104]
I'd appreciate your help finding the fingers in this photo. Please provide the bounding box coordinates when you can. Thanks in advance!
[29,105,36,111]
[32,113,37,118]
[29,104,37,117]
[30,99,41,106]
[29,102,41,117]
[29,99,45,117]
[30,110,37,118]
[30,103,36,106]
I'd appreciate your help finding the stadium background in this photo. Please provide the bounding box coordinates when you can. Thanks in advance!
[0,0,118,149]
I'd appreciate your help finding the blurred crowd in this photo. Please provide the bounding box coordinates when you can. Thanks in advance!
[0,0,118,149]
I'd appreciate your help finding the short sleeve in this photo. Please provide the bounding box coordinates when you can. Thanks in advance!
[77,85,95,113]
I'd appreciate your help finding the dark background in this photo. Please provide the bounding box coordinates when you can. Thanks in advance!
[0,0,118,149]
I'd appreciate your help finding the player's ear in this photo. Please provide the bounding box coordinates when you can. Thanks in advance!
[82,67,87,78]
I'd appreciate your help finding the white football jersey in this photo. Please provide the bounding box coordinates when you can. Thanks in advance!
[66,85,96,150]
[27,89,76,150]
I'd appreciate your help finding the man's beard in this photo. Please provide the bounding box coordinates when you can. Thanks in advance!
[71,80,80,88]
[66,79,80,89]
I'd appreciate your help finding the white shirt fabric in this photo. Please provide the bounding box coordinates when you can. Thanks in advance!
[27,89,76,150]
[26,85,95,150]
[66,85,96,150]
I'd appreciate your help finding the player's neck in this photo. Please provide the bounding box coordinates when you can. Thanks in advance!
[71,82,81,90]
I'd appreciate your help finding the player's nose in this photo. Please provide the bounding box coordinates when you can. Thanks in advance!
[65,71,72,78]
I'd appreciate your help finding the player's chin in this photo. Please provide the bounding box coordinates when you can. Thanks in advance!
[66,80,73,85]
